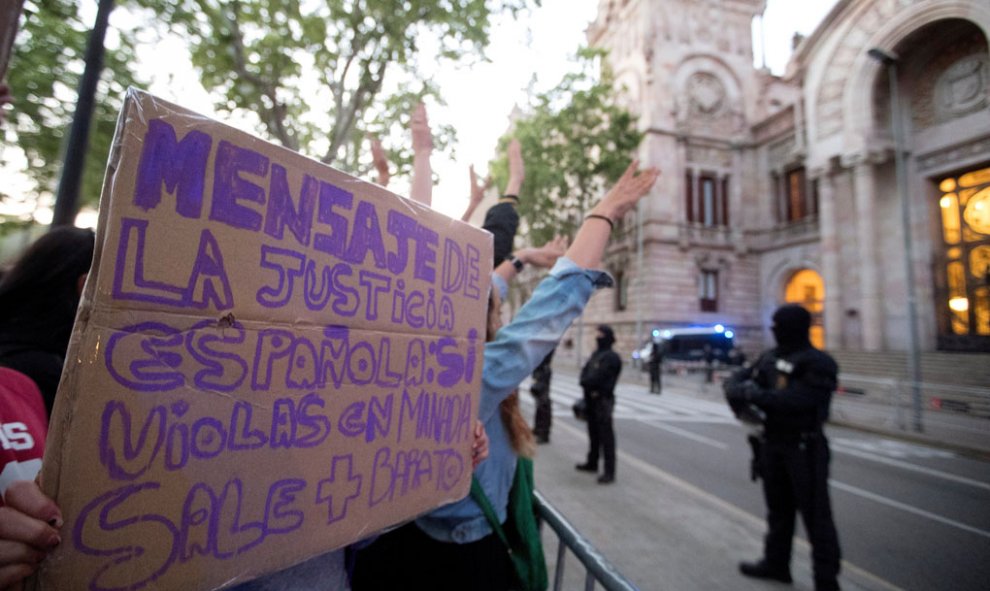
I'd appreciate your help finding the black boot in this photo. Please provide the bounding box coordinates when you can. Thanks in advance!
[575,463,597,472]
[739,560,792,584]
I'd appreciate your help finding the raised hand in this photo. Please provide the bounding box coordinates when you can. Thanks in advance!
[517,235,569,269]
[566,160,660,270]
[589,159,661,223]
[410,102,433,206]
[410,102,432,154]
[368,134,390,187]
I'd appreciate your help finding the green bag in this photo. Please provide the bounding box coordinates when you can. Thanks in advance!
[470,457,548,591]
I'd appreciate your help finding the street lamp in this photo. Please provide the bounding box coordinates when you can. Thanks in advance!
[868,47,924,432]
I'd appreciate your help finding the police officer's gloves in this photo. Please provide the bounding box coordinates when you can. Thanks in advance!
[725,381,766,425]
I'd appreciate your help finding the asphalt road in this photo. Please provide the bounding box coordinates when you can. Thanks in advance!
[525,371,990,591]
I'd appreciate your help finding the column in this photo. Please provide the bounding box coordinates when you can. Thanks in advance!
[815,168,842,350]
[848,153,883,351]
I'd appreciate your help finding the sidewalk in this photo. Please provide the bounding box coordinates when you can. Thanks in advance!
[527,367,906,591]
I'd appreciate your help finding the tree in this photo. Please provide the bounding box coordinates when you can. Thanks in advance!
[144,0,534,177]
[3,0,144,209]
[488,48,642,247]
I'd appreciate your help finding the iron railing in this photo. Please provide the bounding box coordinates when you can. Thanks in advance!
[534,490,639,591]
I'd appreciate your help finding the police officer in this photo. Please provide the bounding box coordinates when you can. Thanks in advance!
[724,304,842,591]
[576,325,622,484]
[648,339,663,394]
[530,348,555,443]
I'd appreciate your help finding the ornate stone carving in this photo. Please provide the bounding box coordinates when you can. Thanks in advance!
[936,54,989,120]
[917,135,990,172]
[686,145,732,167]
[768,135,797,166]
[687,72,726,117]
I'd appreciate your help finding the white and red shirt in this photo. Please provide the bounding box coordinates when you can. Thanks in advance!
[0,367,47,500]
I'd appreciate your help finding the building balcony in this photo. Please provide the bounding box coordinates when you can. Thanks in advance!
[745,215,820,253]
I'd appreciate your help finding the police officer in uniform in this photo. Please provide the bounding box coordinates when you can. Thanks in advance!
[724,304,842,591]
[576,325,622,484]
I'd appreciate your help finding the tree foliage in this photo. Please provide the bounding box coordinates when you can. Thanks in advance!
[489,48,642,247]
[4,0,144,208]
[3,0,537,211]
[143,0,533,177]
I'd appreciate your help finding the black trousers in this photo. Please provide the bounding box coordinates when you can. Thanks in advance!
[583,395,615,477]
[648,363,662,393]
[760,434,841,591]
[530,383,552,440]
[350,521,515,591]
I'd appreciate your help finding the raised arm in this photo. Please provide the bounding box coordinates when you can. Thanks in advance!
[504,138,524,197]
[409,102,433,207]
[493,234,568,286]
[460,165,491,222]
[566,159,660,269]
[368,134,390,187]
[479,161,659,419]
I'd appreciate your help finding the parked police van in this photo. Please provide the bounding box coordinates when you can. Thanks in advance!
[631,325,740,369]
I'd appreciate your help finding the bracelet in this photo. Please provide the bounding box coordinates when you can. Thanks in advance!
[508,254,524,272]
[585,214,615,230]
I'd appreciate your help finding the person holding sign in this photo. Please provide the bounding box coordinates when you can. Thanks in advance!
[351,160,660,591]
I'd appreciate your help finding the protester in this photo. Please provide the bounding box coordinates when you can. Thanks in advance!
[0,227,93,585]
[462,138,524,267]
[529,347,555,443]
[0,226,95,416]
[724,304,842,591]
[575,324,622,484]
[351,160,660,590]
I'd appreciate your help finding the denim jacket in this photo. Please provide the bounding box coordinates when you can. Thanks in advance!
[415,257,612,543]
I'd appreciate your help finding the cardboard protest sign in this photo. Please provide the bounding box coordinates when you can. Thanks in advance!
[37,89,492,590]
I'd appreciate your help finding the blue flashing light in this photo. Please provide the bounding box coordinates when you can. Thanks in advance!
[662,330,672,339]
[725,330,735,339]
[652,329,661,338]
[714,324,725,333]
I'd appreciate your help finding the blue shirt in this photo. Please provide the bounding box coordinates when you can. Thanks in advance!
[415,257,612,543]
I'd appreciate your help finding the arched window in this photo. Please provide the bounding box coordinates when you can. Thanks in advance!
[936,166,990,350]
[784,269,825,349]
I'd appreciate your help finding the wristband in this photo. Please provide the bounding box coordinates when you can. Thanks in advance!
[508,254,524,272]
[585,214,615,230]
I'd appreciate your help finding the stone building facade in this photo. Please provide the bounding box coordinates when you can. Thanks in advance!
[555,0,990,369]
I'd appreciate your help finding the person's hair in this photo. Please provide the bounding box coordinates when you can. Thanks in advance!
[487,286,536,459]
[500,390,536,458]
[0,227,96,352]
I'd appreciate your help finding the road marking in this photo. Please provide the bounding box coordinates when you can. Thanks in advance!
[551,420,904,591]
[832,438,955,459]
[830,480,990,540]
[832,443,990,492]
[640,421,730,449]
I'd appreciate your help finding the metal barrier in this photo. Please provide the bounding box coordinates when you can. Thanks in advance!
[534,490,639,591]
[832,373,990,453]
